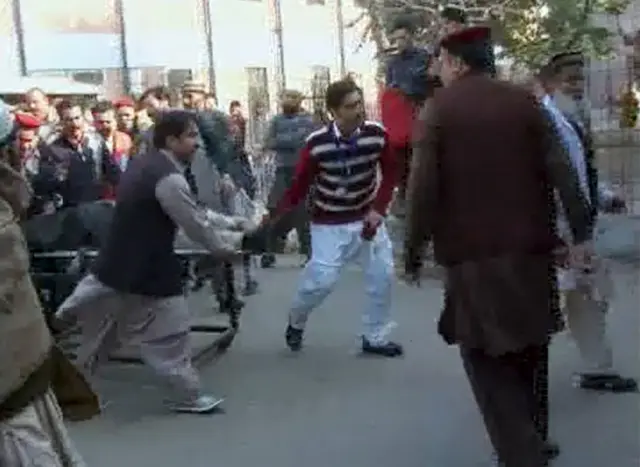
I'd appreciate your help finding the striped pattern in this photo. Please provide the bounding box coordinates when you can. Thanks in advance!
[307,121,385,215]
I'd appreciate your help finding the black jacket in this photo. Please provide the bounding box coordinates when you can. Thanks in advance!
[49,136,120,208]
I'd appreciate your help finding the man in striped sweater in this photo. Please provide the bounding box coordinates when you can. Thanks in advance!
[271,79,402,357]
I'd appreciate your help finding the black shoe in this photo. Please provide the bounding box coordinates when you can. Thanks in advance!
[260,253,276,269]
[218,297,245,314]
[285,325,304,351]
[243,279,259,296]
[243,226,269,254]
[493,441,559,467]
[361,338,404,357]
[543,440,561,460]
[577,373,638,393]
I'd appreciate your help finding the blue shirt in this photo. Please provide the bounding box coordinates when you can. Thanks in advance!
[385,46,431,102]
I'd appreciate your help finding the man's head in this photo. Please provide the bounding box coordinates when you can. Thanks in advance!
[182,81,207,110]
[114,96,136,132]
[438,26,492,86]
[325,79,364,131]
[280,90,304,115]
[229,100,242,117]
[389,16,416,54]
[153,110,200,163]
[139,86,171,121]
[14,113,41,155]
[440,6,467,35]
[23,87,49,121]
[530,64,559,98]
[547,52,585,98]
[92,100,117,138]
[57,99,85,140]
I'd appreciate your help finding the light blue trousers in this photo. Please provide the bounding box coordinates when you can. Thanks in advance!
[289,220,396,345]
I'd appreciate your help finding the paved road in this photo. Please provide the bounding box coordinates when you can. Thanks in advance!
[68,257,639,467]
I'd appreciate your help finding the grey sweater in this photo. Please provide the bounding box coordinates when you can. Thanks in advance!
[264,112,317,167]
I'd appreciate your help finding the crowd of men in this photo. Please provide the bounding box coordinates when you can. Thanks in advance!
[1,5,639,467]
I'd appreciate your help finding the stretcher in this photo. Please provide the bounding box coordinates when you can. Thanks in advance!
[30,247,240,365]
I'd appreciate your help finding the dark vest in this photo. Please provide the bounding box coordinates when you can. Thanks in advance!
[92,150,183,297]
[566,117,599,222]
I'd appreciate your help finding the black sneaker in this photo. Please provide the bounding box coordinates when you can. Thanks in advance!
[361,338,404,357]
[243,279,259,296]
[543,440,561,460]
[260,253,276,269]
[577,373,638,393]
[492,441,559,466]
[242,225,269,254]
[285,325,304,351]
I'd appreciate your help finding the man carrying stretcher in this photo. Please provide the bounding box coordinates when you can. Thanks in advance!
[54,110,267,414]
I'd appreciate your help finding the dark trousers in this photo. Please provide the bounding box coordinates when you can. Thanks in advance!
[266,166,311,256]
[460,344,549,467]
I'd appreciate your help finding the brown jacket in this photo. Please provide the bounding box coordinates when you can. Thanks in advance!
[0,160,52,416]
[0,159,100,421]
[405,74,593,355]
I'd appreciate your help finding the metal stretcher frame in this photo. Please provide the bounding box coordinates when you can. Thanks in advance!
[31,249,240,365]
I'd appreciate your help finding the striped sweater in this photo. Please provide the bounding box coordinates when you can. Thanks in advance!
[276,121,396,224]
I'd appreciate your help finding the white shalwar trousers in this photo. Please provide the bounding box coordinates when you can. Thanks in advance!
[55,274,202,401]
[557,259,615,374]
[288,220,395,345]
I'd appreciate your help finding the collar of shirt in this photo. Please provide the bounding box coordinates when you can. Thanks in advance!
[331,122,361,141]
[541,94,590,204]
[160,149,188,172]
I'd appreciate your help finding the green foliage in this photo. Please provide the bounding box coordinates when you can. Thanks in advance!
[353,0,631,69]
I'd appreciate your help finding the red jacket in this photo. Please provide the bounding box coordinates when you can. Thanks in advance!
[102,131,133,200]
[380,87,416,148]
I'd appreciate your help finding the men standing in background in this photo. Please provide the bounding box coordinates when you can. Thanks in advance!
[49,99,120,208]
[261,90,315,268]
[92,100,133,200]
[404,27,592,466]
[136,86,173,154]
[114,96,138,139]
[23,87,59,144]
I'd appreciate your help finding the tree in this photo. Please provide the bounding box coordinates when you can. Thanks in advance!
[351,0,631,72]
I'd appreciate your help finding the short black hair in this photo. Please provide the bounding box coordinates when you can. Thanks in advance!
[441,6,467,24]
[140,86,172,104]
[390,15,417,34]
[152,110,197,149]
[56,98,81,116]
[229,100,241,110]
[325,79,362,111]
[92,100,114,115]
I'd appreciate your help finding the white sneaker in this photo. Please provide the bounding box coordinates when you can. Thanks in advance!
[166,394,224,414]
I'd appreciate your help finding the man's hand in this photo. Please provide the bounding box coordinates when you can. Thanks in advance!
[231,216,256,231]
[569,241,595,272]
[363,209,384,229]
[221,174,235,194]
